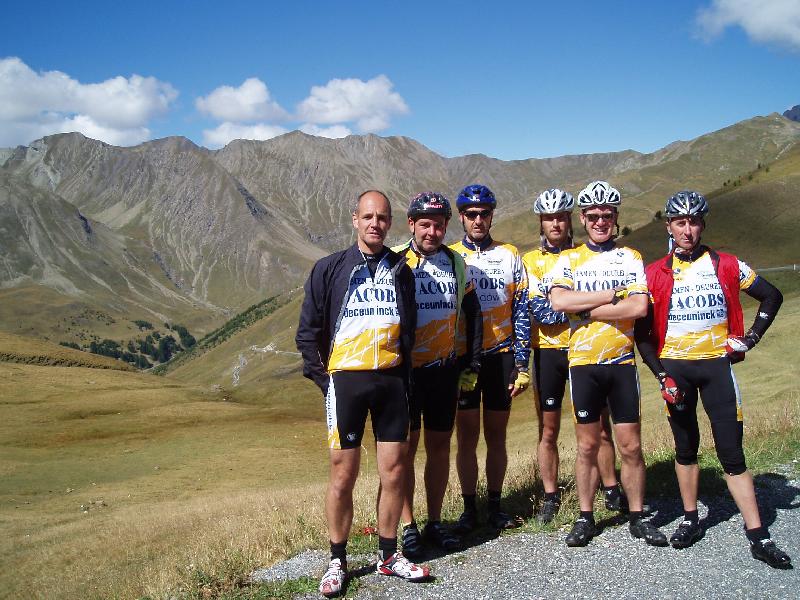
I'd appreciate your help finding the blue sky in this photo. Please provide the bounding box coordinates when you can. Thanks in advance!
[1,1,798,159]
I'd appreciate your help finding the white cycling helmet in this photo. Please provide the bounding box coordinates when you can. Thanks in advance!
[664,190,708,218]
[533,188,574,215]
[577,181,621,208]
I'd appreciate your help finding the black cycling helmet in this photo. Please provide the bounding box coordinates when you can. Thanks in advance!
[407,192,452,219]
[664,190,708,218]
[456,184,496,211]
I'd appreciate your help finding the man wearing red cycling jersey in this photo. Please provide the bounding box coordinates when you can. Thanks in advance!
[636,190,791,568]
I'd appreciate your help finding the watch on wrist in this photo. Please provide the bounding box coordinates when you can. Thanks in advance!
[610,289,622,305]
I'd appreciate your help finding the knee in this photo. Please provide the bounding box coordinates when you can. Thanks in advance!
[617,438,642,461]
[577,437,600,458]
[716,446,746,476]
[540,425,559,447]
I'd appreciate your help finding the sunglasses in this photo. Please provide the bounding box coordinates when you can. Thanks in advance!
[584,212,615,223]
[463,209,493,220]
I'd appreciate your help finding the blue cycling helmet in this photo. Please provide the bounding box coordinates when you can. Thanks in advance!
[456,184,496,211]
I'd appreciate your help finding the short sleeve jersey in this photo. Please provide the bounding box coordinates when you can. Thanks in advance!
[327,255,403,372]
[551,243,648,366]
[523,248,570,349]
[402,246,472,367]
[659,251,757,360]
[450,238,530,361]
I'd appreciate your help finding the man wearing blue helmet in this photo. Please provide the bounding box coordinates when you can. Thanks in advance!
[636,190,791,568]
[450,184,531,532]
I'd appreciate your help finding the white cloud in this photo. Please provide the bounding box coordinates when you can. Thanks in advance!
[195,78,288,122]
[296,75,408,132]
[0,56,177,146]
[299,123,352,138]
[201,121,289,148]
[697,0,800,51]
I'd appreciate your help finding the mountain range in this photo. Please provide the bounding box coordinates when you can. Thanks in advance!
[2,112,799,342]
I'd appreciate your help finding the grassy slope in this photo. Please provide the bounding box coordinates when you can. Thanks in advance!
[1,133,799,599]
[0,330,133,370]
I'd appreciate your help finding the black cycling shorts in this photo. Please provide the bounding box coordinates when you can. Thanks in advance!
[326,366,409,449]
[458,352,515,412]
[533,348,569,412]
[661,356,746,475]
[409,363,459,432]
[569,364,640,424]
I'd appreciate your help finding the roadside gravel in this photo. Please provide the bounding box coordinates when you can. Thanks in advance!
[253,465,799,599]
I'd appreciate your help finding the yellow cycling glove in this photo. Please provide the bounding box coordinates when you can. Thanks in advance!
[511,369,531,393]
[458,369,479,392]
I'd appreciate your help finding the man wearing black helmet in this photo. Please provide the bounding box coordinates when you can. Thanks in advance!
[296,190,429,597]
[392,192,483,557]
[450,184,531,532]
[635,190,791,568]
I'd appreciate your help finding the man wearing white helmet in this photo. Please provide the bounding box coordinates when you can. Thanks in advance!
[522,188,626,524]
[549,181,666,547]
[635,190,791,568]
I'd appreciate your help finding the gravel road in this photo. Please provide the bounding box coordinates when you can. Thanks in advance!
[253,465,799,599]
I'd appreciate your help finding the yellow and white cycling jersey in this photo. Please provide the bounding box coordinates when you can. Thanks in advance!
[402,246,471,367]
[523,247,570,349]
[551,243,647,366]
[450,237,529,361]
[327,257,403,372]
[660,251,757,360]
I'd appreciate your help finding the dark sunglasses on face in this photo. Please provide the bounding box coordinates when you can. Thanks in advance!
[584,212,615,223]
[463,209,493,220]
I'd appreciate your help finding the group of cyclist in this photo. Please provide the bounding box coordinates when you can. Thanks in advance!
[296,181,791,598]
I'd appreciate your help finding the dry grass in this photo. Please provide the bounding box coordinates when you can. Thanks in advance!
[2,294,798,599]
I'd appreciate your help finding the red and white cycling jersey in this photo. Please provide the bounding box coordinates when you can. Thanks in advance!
[660,251,757,360]
[327,257,403,372]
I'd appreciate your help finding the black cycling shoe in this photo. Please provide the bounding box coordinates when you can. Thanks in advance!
[536,498,561,524]
[565,518,596,547]
[401,523,424,560]
[750,539,792,569]
[488,509,519,530]
[630,518,668,547]
[423,521,462,552]
[603,484,629,512]
[670,520,703,549]
[452,510,478,534]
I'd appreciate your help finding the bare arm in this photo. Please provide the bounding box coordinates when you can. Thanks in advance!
[589,293,648,320]
[549,286,615,313]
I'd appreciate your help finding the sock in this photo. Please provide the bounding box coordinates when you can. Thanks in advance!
[402,520,417,531]
[603,483,619,495]
[579,510,594,523]
[544,491,559,502]
[745,526,769,543]
[330,541,347,567]
[378,536,397,562]
[629,510,644,524]
[683,510,699,525]
[488,489,502,513]
[462,493,477,513]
